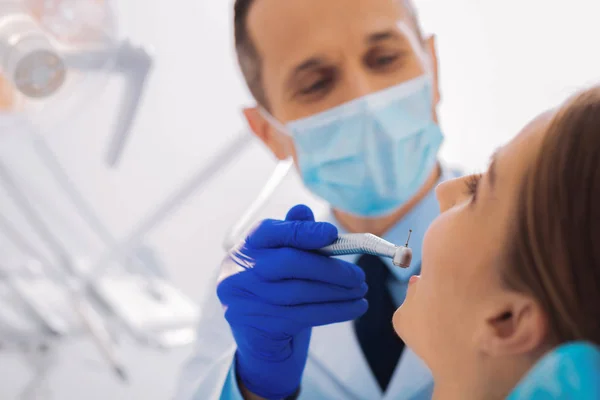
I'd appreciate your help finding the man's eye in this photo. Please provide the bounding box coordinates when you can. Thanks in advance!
[374,54,399,67]
[366,51,405,70]
[299,77,332,95]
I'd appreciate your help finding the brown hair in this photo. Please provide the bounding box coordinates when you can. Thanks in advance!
[233,0,424,109]
[504,86,600,344]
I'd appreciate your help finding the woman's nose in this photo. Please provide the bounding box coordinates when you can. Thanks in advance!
[435,177,468,212]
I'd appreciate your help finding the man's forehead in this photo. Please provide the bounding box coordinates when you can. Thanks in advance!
[247,0,414,64]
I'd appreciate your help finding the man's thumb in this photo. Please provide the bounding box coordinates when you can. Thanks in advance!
[285,204,315,222]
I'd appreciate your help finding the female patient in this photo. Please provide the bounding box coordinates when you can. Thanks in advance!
[394,85,600,399]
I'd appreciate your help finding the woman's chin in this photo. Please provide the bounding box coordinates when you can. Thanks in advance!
[392,306,405,338]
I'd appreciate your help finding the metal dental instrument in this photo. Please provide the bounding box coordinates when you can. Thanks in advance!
[318,230,413,268]
[62,42,155,168]
[102,41,153,168]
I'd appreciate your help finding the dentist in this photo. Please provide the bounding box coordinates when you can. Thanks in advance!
[177,0,460,399]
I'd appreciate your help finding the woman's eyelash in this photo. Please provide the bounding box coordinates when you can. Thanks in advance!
[464,174,483,199]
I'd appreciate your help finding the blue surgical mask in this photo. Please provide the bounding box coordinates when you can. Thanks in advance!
[262,74,444,217]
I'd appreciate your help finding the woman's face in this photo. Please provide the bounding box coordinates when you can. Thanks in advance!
[394,111,554,377]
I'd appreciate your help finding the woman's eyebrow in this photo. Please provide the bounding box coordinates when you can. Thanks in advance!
[488,149,499,190]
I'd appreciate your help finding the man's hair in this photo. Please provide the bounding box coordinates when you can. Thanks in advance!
[233,0,424,109]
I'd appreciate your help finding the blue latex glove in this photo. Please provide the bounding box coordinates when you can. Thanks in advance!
[507,342,600,399]
[217,205,368,400]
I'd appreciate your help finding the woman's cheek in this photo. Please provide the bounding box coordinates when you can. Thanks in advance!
[421,206,470,287]
[421,212,453,276]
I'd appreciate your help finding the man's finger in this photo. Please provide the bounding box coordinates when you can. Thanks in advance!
[247,219,337,250]
[252,248,365,288]
[225,299,369,332]
[218,274,368,306]
[285,204,315,222]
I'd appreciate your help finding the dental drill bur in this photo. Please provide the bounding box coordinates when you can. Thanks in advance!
[318,230,413,268]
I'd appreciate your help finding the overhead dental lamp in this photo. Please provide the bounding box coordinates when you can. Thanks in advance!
[0,0,152,167]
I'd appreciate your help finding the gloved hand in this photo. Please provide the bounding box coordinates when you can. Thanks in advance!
[217,204,368,400]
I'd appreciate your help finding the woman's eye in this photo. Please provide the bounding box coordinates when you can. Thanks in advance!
[464,174,483,203]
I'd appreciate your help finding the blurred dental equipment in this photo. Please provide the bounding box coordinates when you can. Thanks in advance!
[0,159,128,382]
[318,231,413,268]
[0,5,306,397]
[0,0,152,167]
[60,40,153,167]
[91,129,255,272]
[0,1,198,399]
[0,2,66,98]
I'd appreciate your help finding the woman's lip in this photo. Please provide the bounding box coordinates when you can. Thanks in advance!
[409,275,421,284]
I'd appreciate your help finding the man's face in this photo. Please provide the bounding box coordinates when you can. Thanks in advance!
[243,0,441,160]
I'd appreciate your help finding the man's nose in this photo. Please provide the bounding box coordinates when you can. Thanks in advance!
[342,64,375,101]
[435,177,468,212]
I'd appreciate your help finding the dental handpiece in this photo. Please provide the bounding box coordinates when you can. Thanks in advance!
[318,230,413,268]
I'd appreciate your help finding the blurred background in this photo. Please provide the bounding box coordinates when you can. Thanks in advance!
[0,0,599,398]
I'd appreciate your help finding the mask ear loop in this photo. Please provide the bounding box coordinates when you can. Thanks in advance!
[396,21,436,99]
[257,106,297,160]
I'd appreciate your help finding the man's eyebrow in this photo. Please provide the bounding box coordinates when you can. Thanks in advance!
[366,29,402,44]
[284,56,327,91]
[285,30,405,86]
[292,57,324,73]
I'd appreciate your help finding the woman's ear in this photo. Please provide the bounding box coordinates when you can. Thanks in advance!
[476,294,547,357]
[242,107,289,160]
